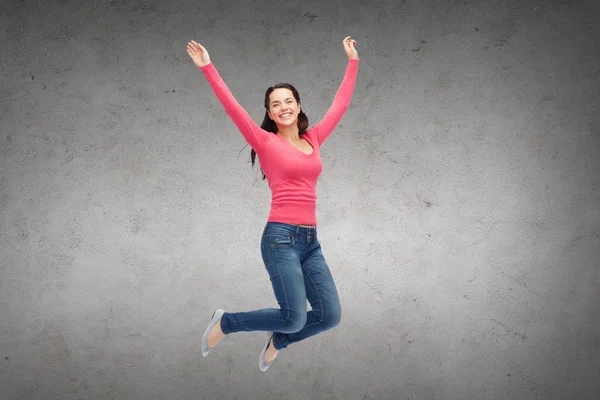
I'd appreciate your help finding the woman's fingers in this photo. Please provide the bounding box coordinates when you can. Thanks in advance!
[187,41,199,52]
[192,40,205,52]
[343,36,357,49]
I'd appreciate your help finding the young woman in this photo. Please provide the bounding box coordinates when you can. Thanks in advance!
[186,36,359,371]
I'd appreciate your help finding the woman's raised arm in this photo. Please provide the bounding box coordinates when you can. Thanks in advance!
[306,37,360,147]
[187,40,268,152]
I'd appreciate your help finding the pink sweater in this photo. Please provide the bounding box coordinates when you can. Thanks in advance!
[200,59,359,226]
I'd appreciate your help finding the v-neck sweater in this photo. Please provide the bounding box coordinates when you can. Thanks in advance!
[200,58,359,226]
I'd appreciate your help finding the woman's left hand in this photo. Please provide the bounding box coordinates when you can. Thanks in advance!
[343,36,359,60]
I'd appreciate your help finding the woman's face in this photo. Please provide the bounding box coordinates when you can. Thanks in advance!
[267,88,301,128]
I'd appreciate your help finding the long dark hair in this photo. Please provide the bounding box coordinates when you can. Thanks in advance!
[241,83,309,180]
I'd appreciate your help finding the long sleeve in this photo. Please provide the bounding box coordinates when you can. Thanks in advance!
[306,58,359,146]
[199,62,268,152]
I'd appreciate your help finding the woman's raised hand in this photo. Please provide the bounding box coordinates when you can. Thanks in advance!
[187,40,211,68]
[343,36,359,60]
[188,38,356,66]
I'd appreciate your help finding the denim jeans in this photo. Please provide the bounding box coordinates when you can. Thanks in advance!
[219,222,342,350]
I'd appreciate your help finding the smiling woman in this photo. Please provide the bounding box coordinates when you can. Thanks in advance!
[251,82,312,174]
[268,88,301,126]
[186,36,359,372]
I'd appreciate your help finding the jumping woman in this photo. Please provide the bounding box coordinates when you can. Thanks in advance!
[186,36,359,371]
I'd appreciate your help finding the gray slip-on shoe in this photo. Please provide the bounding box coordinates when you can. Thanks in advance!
[259,331,276,372]
[201,309,225,357]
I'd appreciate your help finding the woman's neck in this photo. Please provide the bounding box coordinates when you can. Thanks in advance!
[276,125,300,141]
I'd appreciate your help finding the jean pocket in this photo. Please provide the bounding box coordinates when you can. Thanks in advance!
[268,233,295,248]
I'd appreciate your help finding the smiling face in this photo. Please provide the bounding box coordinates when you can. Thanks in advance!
[267,88,301,129]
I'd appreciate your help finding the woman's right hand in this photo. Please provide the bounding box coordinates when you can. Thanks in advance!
[187,40,211,68]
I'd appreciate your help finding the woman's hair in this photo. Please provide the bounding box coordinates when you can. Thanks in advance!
[247,83,309,180]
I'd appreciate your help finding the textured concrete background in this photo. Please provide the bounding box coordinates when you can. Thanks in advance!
[1,0,599,399]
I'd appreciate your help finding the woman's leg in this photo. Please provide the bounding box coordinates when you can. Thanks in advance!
[272,237,342,350]
[218,224,307,336]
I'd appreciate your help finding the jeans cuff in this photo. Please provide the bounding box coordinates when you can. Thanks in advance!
[272,332,282,350]
[220,312,232,335]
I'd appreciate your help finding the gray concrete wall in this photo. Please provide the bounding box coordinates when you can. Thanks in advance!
[1,0,598,399]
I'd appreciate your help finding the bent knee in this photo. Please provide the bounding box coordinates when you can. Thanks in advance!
[321,304,342,329]
[280,310,307,333]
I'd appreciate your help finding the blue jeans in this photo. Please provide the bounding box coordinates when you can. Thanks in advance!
[219,222,342,350]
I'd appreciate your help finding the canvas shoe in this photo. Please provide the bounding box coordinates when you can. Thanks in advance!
[259,331,277,371]
[201,309,225,357]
